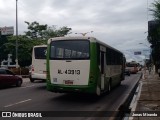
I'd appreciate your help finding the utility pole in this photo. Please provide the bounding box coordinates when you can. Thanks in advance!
[16,0,18,68]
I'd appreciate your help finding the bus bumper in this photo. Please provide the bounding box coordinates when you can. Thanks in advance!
[31,73,46,80]
[47,83,96,94]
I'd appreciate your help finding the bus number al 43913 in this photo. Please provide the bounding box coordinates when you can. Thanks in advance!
[58,69,80,75]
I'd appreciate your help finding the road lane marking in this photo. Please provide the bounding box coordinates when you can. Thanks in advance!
[21,85,35,88]
[4,99,32,108]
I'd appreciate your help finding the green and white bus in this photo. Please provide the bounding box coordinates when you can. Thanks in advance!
[46,37,125,96]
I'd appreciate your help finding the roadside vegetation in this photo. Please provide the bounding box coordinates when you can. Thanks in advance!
[148,0,160,71]
[0,21,72,67]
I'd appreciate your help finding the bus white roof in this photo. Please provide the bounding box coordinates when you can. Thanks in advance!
[48,37,122,54]
[33,45,47,48]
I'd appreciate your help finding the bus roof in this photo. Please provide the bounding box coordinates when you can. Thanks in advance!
[33,45,47,48]
[48,37,123,54]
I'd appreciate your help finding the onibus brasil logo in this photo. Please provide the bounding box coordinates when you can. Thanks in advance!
[2,112,42,118]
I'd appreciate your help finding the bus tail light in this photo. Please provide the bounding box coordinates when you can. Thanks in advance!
[31,65,34,72]
[89,75,94,84]
[89,72,94,81]
[90,75,94,80]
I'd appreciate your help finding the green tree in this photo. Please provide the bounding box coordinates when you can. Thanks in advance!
[6,35,47,67]
[24,21,47,39]
[2,21,72,67]
[24,21,72,40]
[148,0,160,71]
[150,0,160,20]
[0,34,9,63]
[0,21,72,67]
[43,26,72,39]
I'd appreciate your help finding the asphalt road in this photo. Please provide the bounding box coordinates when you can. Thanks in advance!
[0,72,142,120]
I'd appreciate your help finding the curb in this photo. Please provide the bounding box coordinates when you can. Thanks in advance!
[127,81,142,120]
[115,72,143,119]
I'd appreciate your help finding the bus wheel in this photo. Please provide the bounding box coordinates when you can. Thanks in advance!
[30,78,35,82]
[96,86,101,96]
[118,81,121,86]
[16,80,22,87]
[108,81,111,92]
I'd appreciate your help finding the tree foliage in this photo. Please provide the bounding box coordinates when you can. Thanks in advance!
[148,0,160,70]
[5,35,47,67]
[24,21,72,40]
[24,21,47,39]
[150,0,160,20]
[0,35,9,62]
[43,26,72,39]
[0,21,72,67]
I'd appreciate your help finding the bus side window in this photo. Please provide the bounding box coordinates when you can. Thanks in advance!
[97,44,100,65]
[100,52,105,74]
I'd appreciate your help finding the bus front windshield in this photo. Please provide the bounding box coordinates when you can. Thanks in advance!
[50,40,90,60]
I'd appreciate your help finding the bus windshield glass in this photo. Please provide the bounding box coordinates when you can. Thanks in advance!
[50,40,90,60]
[34,47,47,59]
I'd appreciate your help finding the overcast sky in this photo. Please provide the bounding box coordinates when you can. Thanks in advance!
[0,0,155,63]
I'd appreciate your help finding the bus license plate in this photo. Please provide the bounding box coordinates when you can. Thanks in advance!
[64,80,73,85]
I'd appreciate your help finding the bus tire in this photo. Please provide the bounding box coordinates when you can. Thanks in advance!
[118,81,121,86]
[96,86,101,96]
[108,81,111,92]
[30,78,35,82]
[16,80,22,87]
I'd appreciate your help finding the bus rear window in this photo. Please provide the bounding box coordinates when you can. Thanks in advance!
[126,63,138,67]
[34,47,47,59]
[50,40,90,60]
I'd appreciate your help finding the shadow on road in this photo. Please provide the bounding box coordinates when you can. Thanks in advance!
[49,84,129,104]
[0,85,18,90]
[52,93,101,103]
[35,85,47,90]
